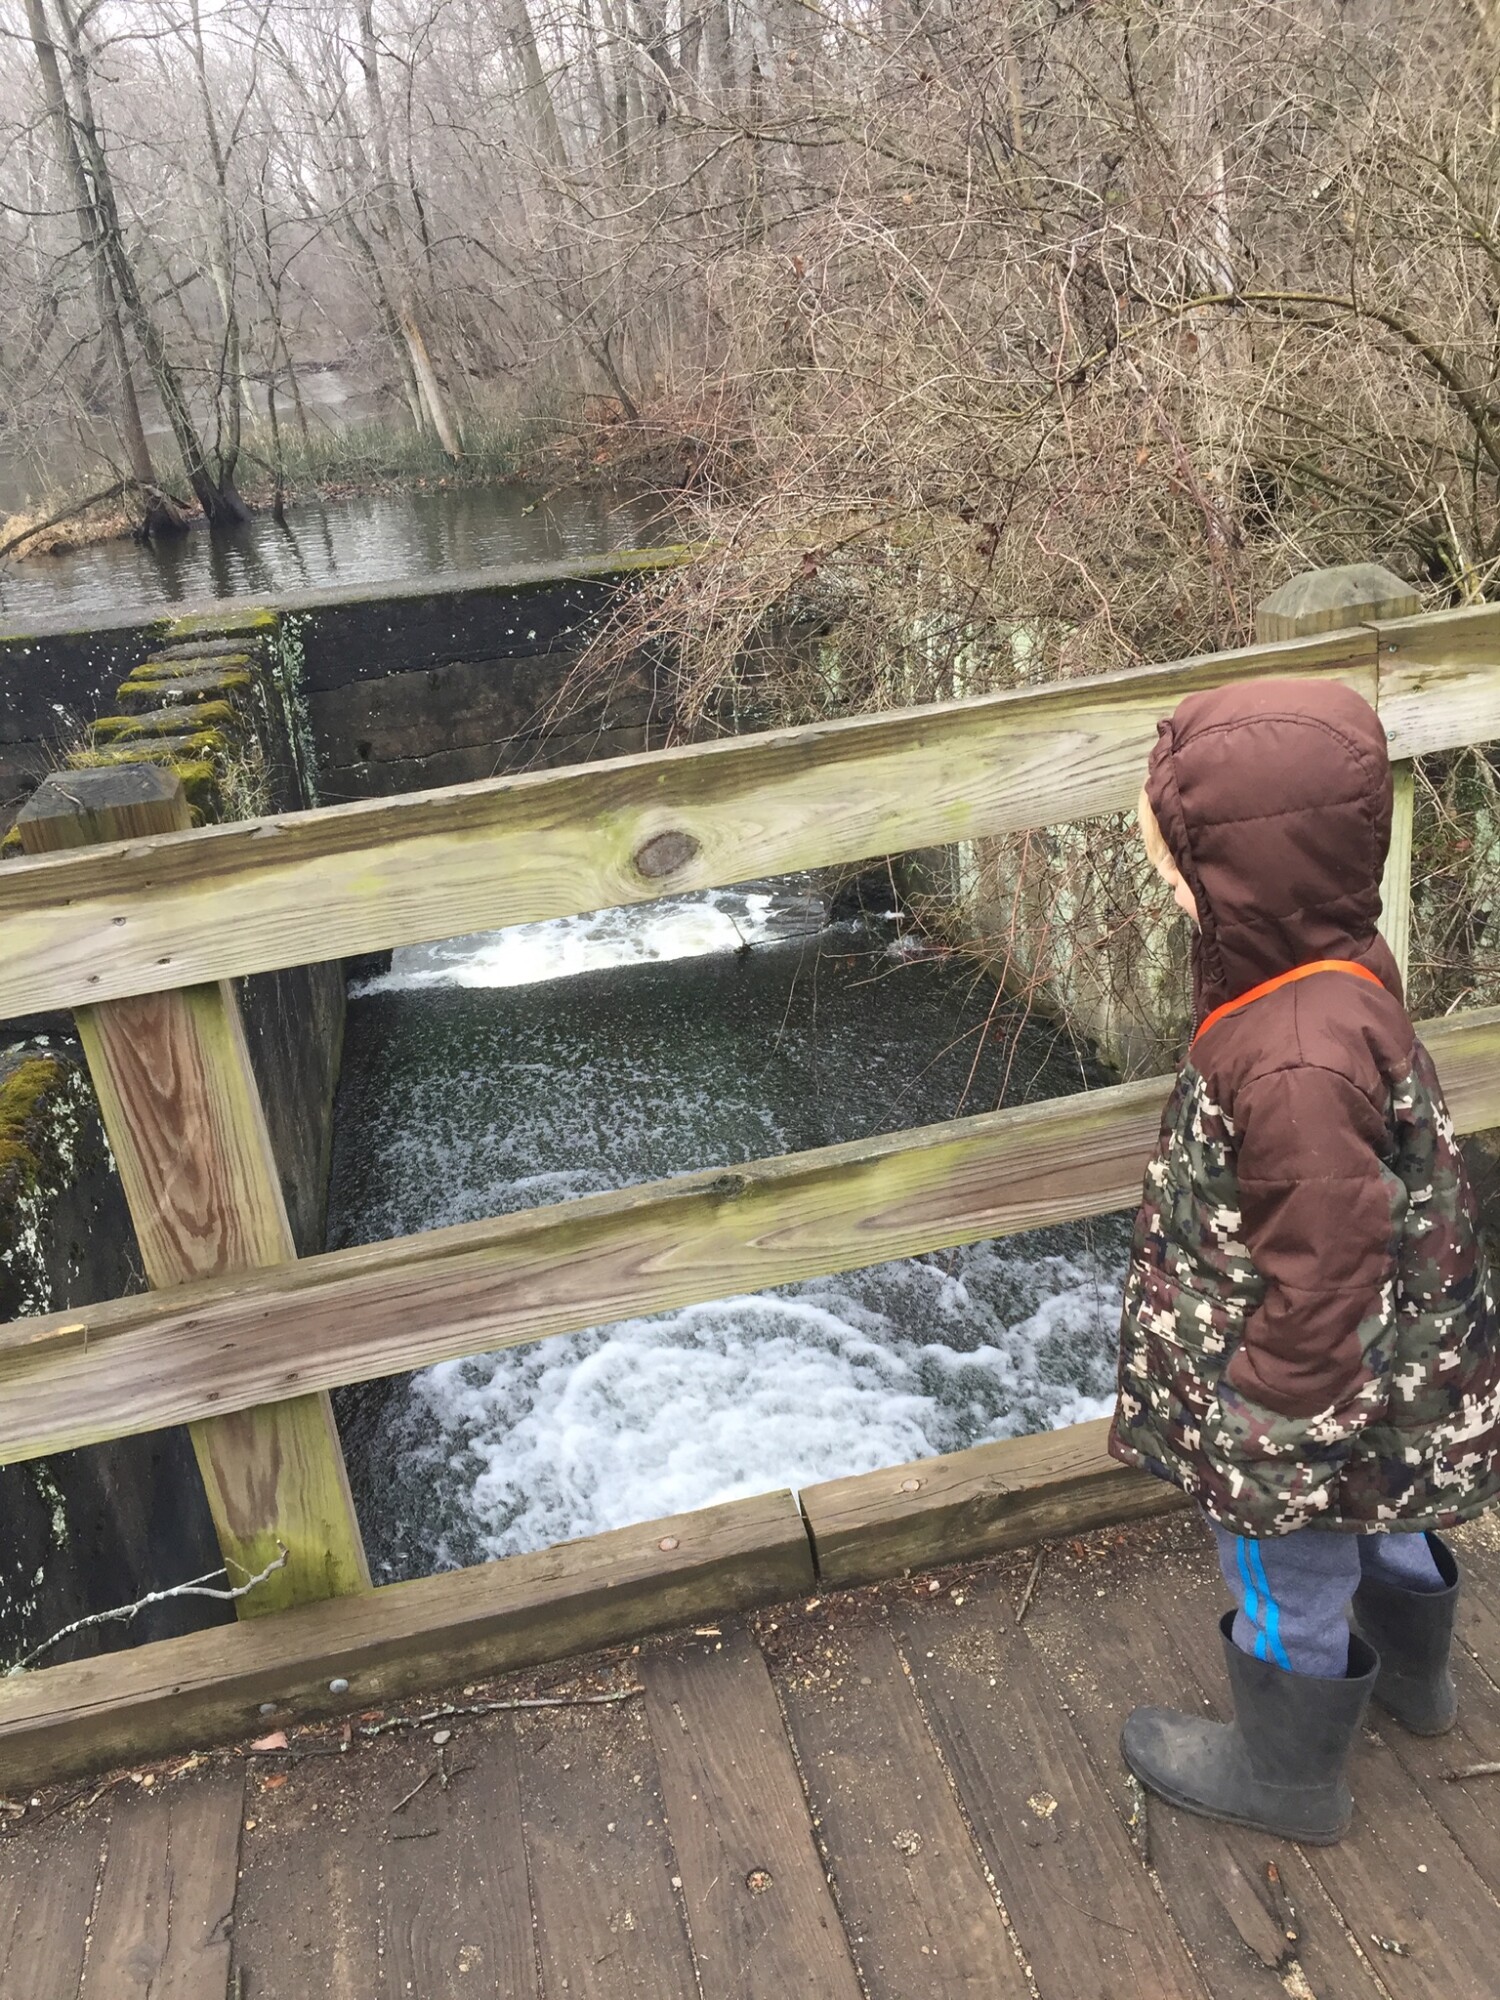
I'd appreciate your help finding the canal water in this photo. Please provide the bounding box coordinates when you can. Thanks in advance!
[0,483,663,627]
[327,882,1130,1582]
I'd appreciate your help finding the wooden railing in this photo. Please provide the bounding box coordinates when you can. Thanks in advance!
[4,563,1500,1780]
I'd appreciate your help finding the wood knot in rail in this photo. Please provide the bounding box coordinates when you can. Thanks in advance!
[632,828,700,880]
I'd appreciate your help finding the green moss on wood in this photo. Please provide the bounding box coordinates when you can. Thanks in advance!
[66,745,221,814]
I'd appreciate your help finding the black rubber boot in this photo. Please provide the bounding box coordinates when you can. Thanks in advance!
[1120,1614,1378,1845]
[1351,1533,1459,1737]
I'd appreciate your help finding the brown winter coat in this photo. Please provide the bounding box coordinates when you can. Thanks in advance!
[1108,678,1500,1537]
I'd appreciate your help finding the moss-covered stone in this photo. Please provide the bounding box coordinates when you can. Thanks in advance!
[0,1055,65,1201]
[164,603,275,641]
[128,651,253,684]
[92,700,244,745]
[116,668,254,712]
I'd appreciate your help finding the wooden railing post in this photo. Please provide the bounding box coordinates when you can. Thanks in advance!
[1255,563,1420,986]
[16,765,369,1616]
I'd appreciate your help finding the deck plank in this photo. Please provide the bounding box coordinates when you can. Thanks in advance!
[641,1627,863,1999]
[380,1725,540,1998]
[0,1812,105,2000]
[764,1604,1028,1996]
[516,1689,698,1999]
[231,1746,384,1997]
[886,1576,1209,2000]
[85,1770,241,2000]
[1022,1518,1390,2000]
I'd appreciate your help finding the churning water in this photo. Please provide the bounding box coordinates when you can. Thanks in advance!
[328,883,1131,1580]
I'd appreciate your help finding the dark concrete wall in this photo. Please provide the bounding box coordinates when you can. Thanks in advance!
[0,614,171,816]
[289,552,682,800]
[0,550,685,810]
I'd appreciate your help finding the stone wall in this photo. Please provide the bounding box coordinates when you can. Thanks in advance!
[288,549,684,799]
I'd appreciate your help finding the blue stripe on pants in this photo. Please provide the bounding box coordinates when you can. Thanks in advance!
[1205,1514,1442,1677]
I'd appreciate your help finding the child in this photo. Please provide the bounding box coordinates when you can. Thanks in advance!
[1109,676,1500,1844]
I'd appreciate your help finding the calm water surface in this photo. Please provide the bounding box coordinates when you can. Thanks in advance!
[0,484,666,628]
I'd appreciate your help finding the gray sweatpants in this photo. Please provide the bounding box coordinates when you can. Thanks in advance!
[1209,1515,1446,1678]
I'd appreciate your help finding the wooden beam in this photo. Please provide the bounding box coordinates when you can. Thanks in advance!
[798,1416,1185,1589]
[1372,602,1500,761]
[15,767,368,1617]
[1380,761,1415,987]
[0,1490,814,1789]
[0,627,1377,1018]
[3,1003,1498,1468]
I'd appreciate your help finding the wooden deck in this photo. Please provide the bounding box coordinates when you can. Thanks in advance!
[7,1508,1500,1998]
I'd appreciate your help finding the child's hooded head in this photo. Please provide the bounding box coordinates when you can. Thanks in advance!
[1140,678,1396,1009]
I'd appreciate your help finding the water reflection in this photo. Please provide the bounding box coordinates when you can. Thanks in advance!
[0,483,666,627]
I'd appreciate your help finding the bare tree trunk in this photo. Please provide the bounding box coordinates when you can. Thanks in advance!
[356,0,462,460]
[21,0,184,533]
[42,0,249,525]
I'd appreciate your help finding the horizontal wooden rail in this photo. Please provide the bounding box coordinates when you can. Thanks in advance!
[3,1004,1498,1469]
[0,621,1392,1018]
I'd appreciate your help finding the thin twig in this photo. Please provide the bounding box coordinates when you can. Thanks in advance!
[1444,1760,1500,1781]
[390,1769,435,1816]
[1015,1547,1045,1625]
[6,1545,289,1675]
[358,1686,642,1737]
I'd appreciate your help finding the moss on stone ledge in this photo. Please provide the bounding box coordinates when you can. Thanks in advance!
[91,700,243,744]
[0,1056,65,1199]
[165,604,275,641]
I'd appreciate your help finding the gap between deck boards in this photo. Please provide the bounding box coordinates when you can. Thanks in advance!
[0,1415,1184,1789]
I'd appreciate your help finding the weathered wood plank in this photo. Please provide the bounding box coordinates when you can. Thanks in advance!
[85,1770,242,1999]
[800,1417,1185,1589]
[0,627,1374,1017]
[0,1068,1170,1464]
[1375,602,1500,761]
[886,1578,1209,2000]
[516,1688,699,2000]
[640,1628,864,1999]
[380,1726,541,1999]
[16,767,368,1617]
[1381,761,1415,984]
[3,1000,1496,1473]
[0,1811,106,2000]
[763,1608,1031,1997]
[231,1731,383,1997]
[0,1491,813,1790]
[1,1001,1494,1475]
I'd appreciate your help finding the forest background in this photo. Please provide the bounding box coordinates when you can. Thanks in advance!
[5,0,1500,1061]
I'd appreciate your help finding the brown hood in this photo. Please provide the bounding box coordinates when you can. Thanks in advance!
[1144,677,1401,1015]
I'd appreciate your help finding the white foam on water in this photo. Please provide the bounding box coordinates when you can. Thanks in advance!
[363,1236,1123,1572]
[351,882,834,994]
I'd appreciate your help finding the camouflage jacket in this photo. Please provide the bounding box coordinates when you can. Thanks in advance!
[1107,678,1500,1538]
